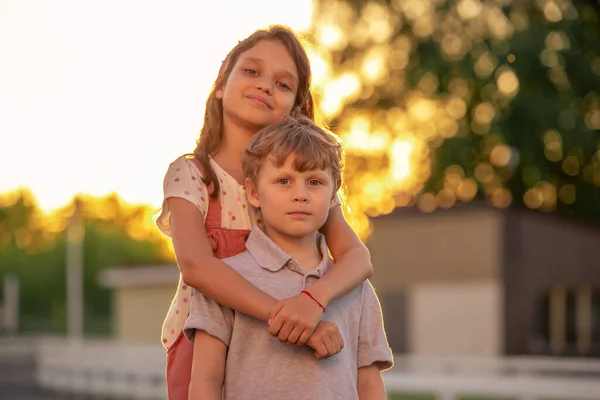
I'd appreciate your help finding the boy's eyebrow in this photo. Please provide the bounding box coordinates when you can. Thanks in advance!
[242,57,298,82]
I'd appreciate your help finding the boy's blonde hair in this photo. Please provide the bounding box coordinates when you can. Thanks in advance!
[242,116,345,192]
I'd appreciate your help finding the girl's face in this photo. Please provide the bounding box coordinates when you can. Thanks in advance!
[217,40,299,133]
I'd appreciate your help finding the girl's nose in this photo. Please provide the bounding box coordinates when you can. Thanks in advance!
[256,78,273,95]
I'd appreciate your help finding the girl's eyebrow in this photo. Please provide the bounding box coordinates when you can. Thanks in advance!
[242,57,298,83]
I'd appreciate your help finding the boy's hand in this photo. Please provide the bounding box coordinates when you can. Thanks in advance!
[268,293,323,345]
[306,321,344,359]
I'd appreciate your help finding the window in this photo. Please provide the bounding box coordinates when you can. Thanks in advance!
[532,286,600,357]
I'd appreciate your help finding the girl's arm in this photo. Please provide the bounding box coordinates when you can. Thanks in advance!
[189,330,226,400]
[168,197,277,321]
[312,204,374,304]
[268,205,373,344]
[170,197,344,355]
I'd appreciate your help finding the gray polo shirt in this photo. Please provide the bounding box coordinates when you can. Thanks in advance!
[184,226,393,400]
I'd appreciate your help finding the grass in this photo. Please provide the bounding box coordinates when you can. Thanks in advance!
[387,395,514,400]
[388,395,577,400]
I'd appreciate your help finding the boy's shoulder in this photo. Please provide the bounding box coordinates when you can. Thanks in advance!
[222,250,257,273]
[331,279,379,311]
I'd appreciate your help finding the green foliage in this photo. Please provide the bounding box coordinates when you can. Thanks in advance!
[312,0,600,226]
[0,190,173,334]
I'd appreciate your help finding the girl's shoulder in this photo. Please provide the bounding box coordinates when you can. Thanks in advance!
[166,154,206,178]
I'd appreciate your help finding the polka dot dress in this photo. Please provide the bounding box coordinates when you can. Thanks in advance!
[156,155,261,350]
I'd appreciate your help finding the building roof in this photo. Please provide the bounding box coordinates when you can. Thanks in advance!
[98,265,178,289]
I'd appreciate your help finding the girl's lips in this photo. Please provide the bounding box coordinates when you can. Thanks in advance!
[246,95,272,109]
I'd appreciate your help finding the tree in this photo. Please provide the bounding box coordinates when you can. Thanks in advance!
[0,190,173,334]
[310,0,600,237]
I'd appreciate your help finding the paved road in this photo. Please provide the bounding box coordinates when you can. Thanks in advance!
[0,355,69,400]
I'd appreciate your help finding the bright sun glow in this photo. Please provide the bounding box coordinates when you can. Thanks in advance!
[0,0,313,213]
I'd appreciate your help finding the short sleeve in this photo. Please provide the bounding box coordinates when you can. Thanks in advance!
[156,156,209,237]
[183,289,234,346]
[357,281,394,371]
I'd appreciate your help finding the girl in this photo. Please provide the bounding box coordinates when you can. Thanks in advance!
[156,25,373,400]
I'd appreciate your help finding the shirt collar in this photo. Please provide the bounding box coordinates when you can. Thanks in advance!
[245,225,331,275]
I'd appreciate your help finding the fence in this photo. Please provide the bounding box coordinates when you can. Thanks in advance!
[385,355,600,400]
[2,336,600,400]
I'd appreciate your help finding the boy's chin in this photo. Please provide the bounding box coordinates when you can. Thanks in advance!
[268,225,318,239]
[281,229,319,240]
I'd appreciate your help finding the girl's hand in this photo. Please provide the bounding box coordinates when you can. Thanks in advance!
[268,293,323,345]
[306,321,344,359]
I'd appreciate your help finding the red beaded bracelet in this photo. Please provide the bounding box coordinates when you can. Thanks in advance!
[301,290,326,312]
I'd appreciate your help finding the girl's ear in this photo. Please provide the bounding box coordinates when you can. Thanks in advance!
[245,178,261,208]
[215,76,226,99]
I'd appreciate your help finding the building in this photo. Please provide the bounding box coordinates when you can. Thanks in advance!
[99,203,600,357]
[98,266,178,344]
[368,203,600,358]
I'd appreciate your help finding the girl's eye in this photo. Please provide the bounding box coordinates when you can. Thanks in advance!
[277,178,290,185]
[244,68,258,75]
[277,81,292,91]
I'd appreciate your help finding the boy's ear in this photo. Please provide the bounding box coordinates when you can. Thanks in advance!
[330,190,339,208]
[245,178,261,208]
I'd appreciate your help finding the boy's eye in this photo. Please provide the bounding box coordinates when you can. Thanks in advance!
[308,180,323,186]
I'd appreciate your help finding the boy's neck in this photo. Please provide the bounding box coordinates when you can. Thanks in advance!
[262,226,322,274]
[213,121,257,184]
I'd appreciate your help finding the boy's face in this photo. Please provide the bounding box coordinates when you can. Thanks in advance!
[246,153,337,240]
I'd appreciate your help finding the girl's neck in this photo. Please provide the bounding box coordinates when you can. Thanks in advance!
[212,122,256,184]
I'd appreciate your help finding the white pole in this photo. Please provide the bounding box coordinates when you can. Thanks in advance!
[66,198,84,341]
[3,274,19,334]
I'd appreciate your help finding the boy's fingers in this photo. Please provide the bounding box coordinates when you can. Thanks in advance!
[330,334,341,356]
[322,336,336,358]
[335,330,345,350]
[313,342,327,359]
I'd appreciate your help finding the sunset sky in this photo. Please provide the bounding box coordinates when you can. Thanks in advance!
[0,0,313,213]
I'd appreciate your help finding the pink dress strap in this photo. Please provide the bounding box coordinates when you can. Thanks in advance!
[166,157,252,400]
[189,158,250,259]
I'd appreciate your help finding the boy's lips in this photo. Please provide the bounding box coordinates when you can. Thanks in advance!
[246,94,273,109]
[288,211,311,219]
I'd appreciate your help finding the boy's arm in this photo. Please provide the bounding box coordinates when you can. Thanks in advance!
[184,288,235,400]
[189,330,226,400]
[357,281,394,371]
[357,364,387,400]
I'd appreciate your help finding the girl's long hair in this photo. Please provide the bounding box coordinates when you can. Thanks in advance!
[193,25,314,197]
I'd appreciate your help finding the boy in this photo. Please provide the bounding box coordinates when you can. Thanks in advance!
[183,116,394,399]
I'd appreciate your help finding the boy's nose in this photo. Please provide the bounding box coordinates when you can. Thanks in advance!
[293,187,309,202]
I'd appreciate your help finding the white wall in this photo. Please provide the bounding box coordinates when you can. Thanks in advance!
[408,281,503,356]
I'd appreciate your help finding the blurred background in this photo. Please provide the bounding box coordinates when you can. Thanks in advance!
[1,0,599,399]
